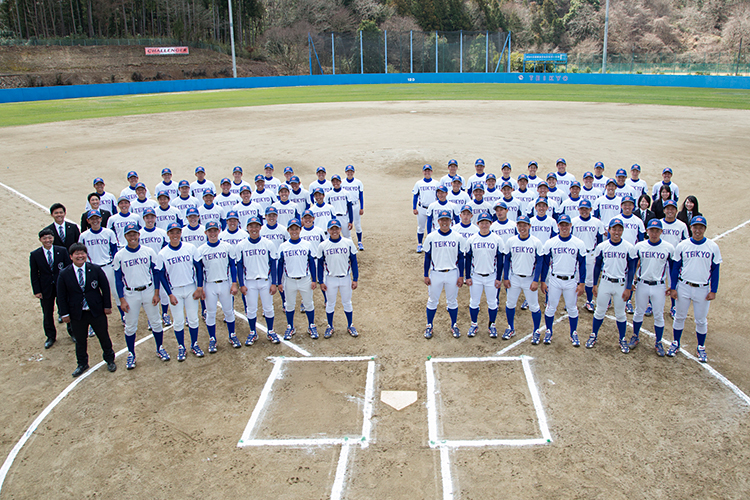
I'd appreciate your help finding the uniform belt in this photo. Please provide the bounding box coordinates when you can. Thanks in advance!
[638,278,664,286]
[420,204,429,209]
[515,274,529,278]
[288,276,304,280]
[603,276,625,284]
[211,280,226,283]
[100,262,113,267]
[335,213,346,217]
[126,283,152,292]
[552,274,574,280]
[437,269,453,273]
[680,278,706,287]
[476,273,490,277]
[333,275,347,278]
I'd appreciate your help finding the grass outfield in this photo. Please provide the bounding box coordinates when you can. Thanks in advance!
[1,83,750,127]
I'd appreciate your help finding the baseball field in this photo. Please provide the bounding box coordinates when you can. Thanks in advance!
[1,83,749,499]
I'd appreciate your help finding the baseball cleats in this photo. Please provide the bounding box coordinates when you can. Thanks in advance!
[644,304,653,317]
[245,332,258,346]
[628,334,639,349]
[520,299,529,311]
[488,324,498,339]
[324,325,334,339]
[585,334,597,349]
[666,341,680,357]
[467,323,478,338]
[416,244,423,253]
[619,341,630,354]
[300,304,306,313]
[531,329,541,345]
[202,310,207,322]
[308,324,319,339]
[147,321,152,331]
[177,345,187,362]
[162,313,172,326]
[156,346,170,361]
[268,331,281,344]
[348,326,359,337]
[585,301,595,313]
[229,334,242,348]
[191,343,205,357]
[543,329,553,345]
[88,326,95,337]
[696,346,708,363]
[502,327,515,340]
[625,300,634,314]
[655,342,666,357]
[451,324,460,339]
[358,242,364,251]
[669,306,676,319]
[126,352,136,370]
[283,325,295,341]
[570,331,580,347]
[208,338,218,353]
[424,324,433,339]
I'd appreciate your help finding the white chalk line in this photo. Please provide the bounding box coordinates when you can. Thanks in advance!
[712,218,750,242]
[331,443,352,500]
[495,313,569,355]
[440,447,454,500]
[521,357,552,442]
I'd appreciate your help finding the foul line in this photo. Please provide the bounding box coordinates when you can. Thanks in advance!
[712,218,750,242]
[229,306,312,357]
[496,314,569,355]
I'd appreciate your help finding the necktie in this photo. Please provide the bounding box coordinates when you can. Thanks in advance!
[47,249,53,269]
[78,267,89,310]
[58,225,65,241]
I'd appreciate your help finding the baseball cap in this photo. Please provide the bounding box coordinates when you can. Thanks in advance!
[535,197,549,206]
[289,175,301,184]
[123,222,139,234]
[247,216,262,226]
[631,164,641,171]
[460,205,472,213]
[422,164,432,171]
[557,214,572,224]
[135,182,146,190]
[195,166,205,173]
[437,209,452,220]
[472,184,485,192]
[117,196,130,204]
[537,181,549,188]
[327,219,342,229]
[302,209,314,218]
[583,171,594,179]
[331,174,342,182]
[240,185,252,193]
[621,195,636,205]
[477,212,492,223]
[502,162,512,170]
[517,215,531,224]
[436,185,448,193]
[142,207,156,217]
[345,165,355,172]
[157,190,170,198]
[556,158,566,165]
[254,174,264,182]
[487,173,497,180]
[518,174,528,181]
[609,217,624,228]
[186,207,200,217]
[663,167,673,174]
[579,200,592,209]
[202,189,216,197]
[86,209,101,219]
[475,158,485,166]
[226,210,239,220]
[161,168,172,175]
[93,177,104,186]
[664,199,678,208]
[451,177,462,183]
[265,206,278,215]
[312,187,325,196]
[284,166,294,174]
[178,180,190,188]
[316,166,327,173]
[278,184,290,192]
[528,160,538,167]
[647,219,663,230]
[287,218,301,228]
[594,161,605,169]
[127,171,138,179]
[690,215,707,227]
[233,166,243,173]
[166,222,182,232]
[494,201,508,210]
[501,181,513,189]
[606,179,617,186]
[570,181,581,189]
[546,172,556,179]
[205,221,220,231]
[220,178,231,185]
[264,163,274,170]
[448,159,458,166]
[616,168,627,177]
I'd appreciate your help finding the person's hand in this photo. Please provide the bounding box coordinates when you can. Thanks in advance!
[352,281,358,290]
[61,316,71,323]
[34,293,43,299]
[104,308,112,315]
[230,283,239,296]
[120,298,130,313]
[169,294,179,306]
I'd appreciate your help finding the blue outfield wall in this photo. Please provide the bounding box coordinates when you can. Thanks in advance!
[1,72,750,103]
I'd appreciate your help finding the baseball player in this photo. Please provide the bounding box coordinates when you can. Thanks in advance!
[288,175,311,216]
[539,214,586,346]
[324,175,355,237]
[452,206,480,241]
[554,158,576,196]
[497,181,523,221]
[158,222,202,360]
[120,171,151,203]
[277,218,319,340]
[139,207,171,326]
[526,161,542,192]
[412,164,438,252]
[113,222,168,369]
[619,196,646,245]
[310,188,336,231]
[181,207,207,248]
[560,181,584,219]
[426,185,460,233]
[627,164,649,198]
[309,166,333,200]
[191,166,216,200]
[513,174,536,215]
[195,222,240,351]
[422,209,468,339]
[667,216,721,361]
[108,197,143,249]
[447,177,471,207]
[593,180,621,226]
[282,166,295,188]
[579,172,602,206]
[545,173,566,208]
[490,202,518,244]
[81,194,112,233]
[219,211,250,247]
[170,180,200,218]
[79,210,122,324]
[216,178,242,216]
[498,162,519,191]
[502,215,544,340]
[232,185,264,229]
[262,163,282,195]
[199,189,226,229]
[660,199,689,317]
[483,174,502,209]
[86,177,118,214]
[317,219,360,338]
[586,217,637,352]
[251,174,278,213]
[464,212,504,338]
[529,198,559,242]
[440,159,465,189]
[613,169,635,199]
[652,167,680,202]
[629,219,676,356]
[155,191,183,230]
[130,183,158,218]
[533,181,559,218]
[154,168,179,201]
[230,166,253,197]
[235,216,280,345]
[272,184,300,229]
[468,184,493,224]
[571,199,606,313]
[467,159,489,193]
[592,161,609,193]
[261,206,288,248]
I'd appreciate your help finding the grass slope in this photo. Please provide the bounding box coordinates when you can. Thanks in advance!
[1,83,749,127]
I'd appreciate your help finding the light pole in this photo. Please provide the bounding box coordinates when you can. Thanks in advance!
[602,0,610,73]
[227,0,237,77]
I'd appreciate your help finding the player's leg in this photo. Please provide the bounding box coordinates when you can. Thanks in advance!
[182,286,202,355]
[159,287,171,326]
[504,277,523,339]
[215,281,236,347]
[258,279,277,342]
[122,289,142,368]
[244,283,261,344]
[542,278,564,344]
[283,276,299,337]
[561,282,580,345]
[692,287,711,361]
[204,282,223,349]
[444,269,460,338]
[416,207,427,251]
[669,282,692,356]
[631,282,651,348]
[589,281,614,348]
[424,271,443,339]
[522,277,543,335]
[610,282,629,350]
[339,275,356,336]
[468,276,483,337]
[169,287,187,359]
[484,275,499,336]
[584,253,595,312]
[340,213,351,239]
[299,276,317,338]
[352,208,363,248]
[141,287,167,359]
[324,275,340,338]
[649,284,668,355]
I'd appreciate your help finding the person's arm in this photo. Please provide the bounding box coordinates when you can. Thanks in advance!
[229,258,237,283]
[98,267,112,310]
[464,248,473,278]
[670,257,682,287]
[114,268,125,298]
[457,251,465,279]
[710,262,720,294]
[56,272,70,319]
[30,252,42,295]
[350,253,359,281]
[317,255,326,283]
[540,254,550,282]
[308,253,317,283]
[269,257,278,286]
[236,257,245,287]
[592,254,604,286]
[424,250,432,277]
[194,260,205,287]
[532,254,544,282]
[413,193,420,211]
[347,200,353,222]
[277,254,285,284]
[496,250,504,281]
[626,256,637,290]
[359,190,364,211]
[577,253,586,284]
[503,250,512,280]
[426,214,433,235]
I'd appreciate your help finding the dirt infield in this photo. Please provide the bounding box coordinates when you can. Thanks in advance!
[1,99,750,499]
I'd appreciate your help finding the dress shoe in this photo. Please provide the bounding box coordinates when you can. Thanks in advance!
[72,365,89,377]
[44,339,55,349]
[107,361,117,372]
[69,334,77,343]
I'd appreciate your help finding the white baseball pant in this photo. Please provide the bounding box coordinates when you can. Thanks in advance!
[335,213,351,238]
[469,273,498,310]
[100,263,120,307]
[633,280,667,327]
[427,268,459,310]
[324,275,353,314]
[123,285,163,336]
[168,283,200,331]
[416,206,428,234]
[594,277,627,322]
[545,275,579,319]
[506,274,541,312]
[352,203,362,233]
[205,280,235,326]
[673,282,711,334]
[284,275,314,312]
[244,278,275,320]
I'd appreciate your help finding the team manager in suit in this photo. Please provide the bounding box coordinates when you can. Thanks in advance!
[30,227,72,348]
[45,202,81,250]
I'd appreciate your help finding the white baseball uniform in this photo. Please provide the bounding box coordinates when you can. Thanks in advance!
[107,211,143,248]
[235,236,278,323]
[465,232,504,311]
[671,237,721,335]
[195,240,237,327]
[190,179,216,200]
[317,236,358,316]
[423,229,468,311]
[159,242,200,332]
[154,180,179,200]
[169,195,200,218]
[592,239,637,323]
[113,244,163,337]
[278,239,316,313]
[541,235,586,322]
[633,239,675,328]
[413,178,438,235]
[504,234,543,312]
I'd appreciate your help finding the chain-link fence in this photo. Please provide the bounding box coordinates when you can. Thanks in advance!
[0,37,232,55]
[564,52,750,76]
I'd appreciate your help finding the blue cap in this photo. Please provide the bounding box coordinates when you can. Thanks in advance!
[647,219,663,229]
[664,199,678,208]
[570,181,581,188]
[205,221,220,231]
[117,196,130,204]
[460,205,472,213]
[583,171,594,179]
[436,185,448,193]
[186,207,200,217]
[202,189,215,197]
[609,217,624,228]
[289,175,301,184]
[448,159,458,166]
[502,162,511,170]
[316,166,326,173]
[487,173,496,180]
[135,182,146,190]
[302,209,314,218]
[594,161,604,169]
[233,166,243,173]
[437,209,453,220]
[558,214,572,224]
[579,199,592,209]
[166,222,182,232]
[518,174,528,181]
[477,212,493,223]
[546,172,556,179]
[247,216,262,226]
[264,163,274,170]
[93,177,104,185]
[537,180,549,188]
[127,170,138,179]
[616,168,627,177]
[621,195,636,205]
[123,222,139,234]
[556,158,566,165]
[278,183,289,191]
[254,174,264,182]
[287,218,302,228]
[178,180,190,188]
[501,181,513,189]
[494,201,508,209]
[265,206,278,215]
[240,185,252,193]
[284,166,294,174]
[475,158,485,166]
[312,187,324,196]
[142,207,156,217]
[631,164,641,171]
[345,165,355,172]
[331,174,341,182]
[472,183,485,192]
[220,177,231,185]
[327,219,342,229]
[535,197,548,206]
[528,160,538,167]
[422,164,432,171]
[226,210,239,220]
[195,166,205,173]
[161,168,172,175]
[606,178,617,186]
[690,215,707,227]
[517,215,531,224]
[663,167,673,174]
[157,190,170,198]
[86,209,102,219]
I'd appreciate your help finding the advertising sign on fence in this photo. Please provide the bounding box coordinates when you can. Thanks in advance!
[145,47,189,56]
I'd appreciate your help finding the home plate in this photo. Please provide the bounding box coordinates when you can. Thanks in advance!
[380,391,418,411]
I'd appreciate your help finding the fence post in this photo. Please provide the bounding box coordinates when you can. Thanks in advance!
[460,30,463,73]
[309,33,312,75]
[485,31,488,73]
[507,32,511,72]
[384,30,388,74]
[331,33,336,75]
[435,31,438,73]
[410,31,413,73]
[360,31,364,74]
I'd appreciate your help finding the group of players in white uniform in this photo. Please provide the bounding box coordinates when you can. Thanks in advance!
[414,158,721,362]
[76,164,365,370]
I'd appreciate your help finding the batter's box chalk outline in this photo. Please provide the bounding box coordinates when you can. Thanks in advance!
[237,355,377,500]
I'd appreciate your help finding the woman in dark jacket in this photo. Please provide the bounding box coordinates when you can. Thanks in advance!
[651,184,672,220]
[677,195,701,237]
[636,194,657,225]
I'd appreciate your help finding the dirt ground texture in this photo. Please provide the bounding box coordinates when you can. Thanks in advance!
[0,99,749,499]
[0,45,278,89]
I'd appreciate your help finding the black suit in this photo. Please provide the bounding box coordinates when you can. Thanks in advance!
[45,221,81,250]
[635,208,656,225]
[80,209,111,233]
[30,245,71,342]
[57,262,115,367]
